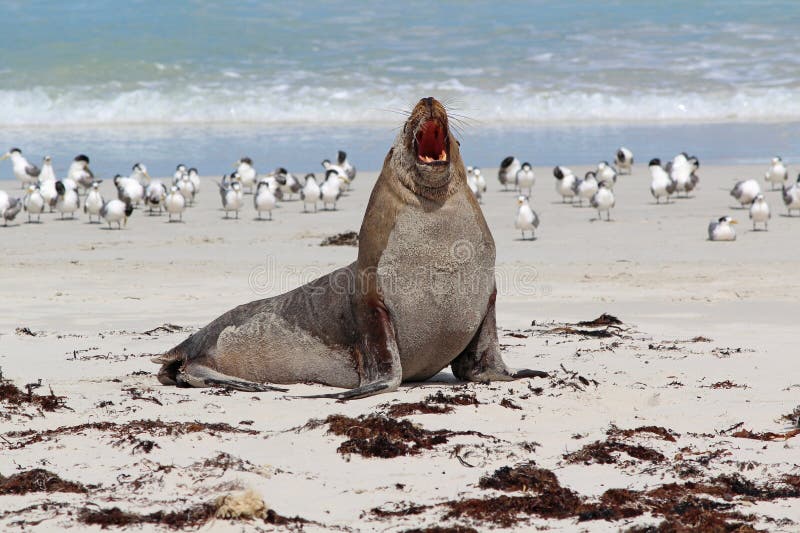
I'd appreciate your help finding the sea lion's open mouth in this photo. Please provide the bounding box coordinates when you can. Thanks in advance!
[414,120,449,166]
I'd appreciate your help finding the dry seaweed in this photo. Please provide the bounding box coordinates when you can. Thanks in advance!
[607,425,678,442]
[0,379,68,413]
[320,231,358,246]
[0,469,87,495]
[731,428,800,441]
[324,414,451,458]
[141,323,184,336]
[500,398,522,410]
[564,440,665,464]
[383,391,478,417]
[575,313,623,327]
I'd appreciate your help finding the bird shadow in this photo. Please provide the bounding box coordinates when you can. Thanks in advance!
[253,217,273,222]
[778,214,797,218]
[99,226,125,231]
[591,217,614,222]
[514,236,538,242]
[166,219,185,224]
[729,205,749,210]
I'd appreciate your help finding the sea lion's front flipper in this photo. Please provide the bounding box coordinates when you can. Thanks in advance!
[177,364,288,393]
[298,298,402,400]
[451,289,548,382]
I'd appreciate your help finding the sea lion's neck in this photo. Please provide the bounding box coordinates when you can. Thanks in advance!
[391,137,461,202]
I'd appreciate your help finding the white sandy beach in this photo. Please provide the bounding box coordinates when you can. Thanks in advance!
[1,163,799,531]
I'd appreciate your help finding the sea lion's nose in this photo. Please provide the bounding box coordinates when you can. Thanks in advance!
[424,96,434,116]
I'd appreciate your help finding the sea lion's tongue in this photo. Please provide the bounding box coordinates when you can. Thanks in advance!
[416,120,448,163]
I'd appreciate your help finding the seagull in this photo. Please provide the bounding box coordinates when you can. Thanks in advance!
[649,158,676,204]
[1,148,41,188]
[254,179,276,220]
[749,194,770,230]
[40,156,56,182]
[498,156,521,191]
[276,167,303,199]
[782,176,800,216]
[115,173,144,206]
[764,156,788,191]
[474,167,487,197]
[68,155,94,192]
[595,161,617,188]
[467,168,482,203]
[708,216,737,241]
[615,147,634,175]
[235,157,257,193]
[177,174,196,205]
[84,182,104,223]
[23,185,45,223]
[516,162,535,195]
[669,153,700,197]
[514,195,539,240]
[553,166,577,203]
[321,169,346,210]
[730,178,761,207]
[100,199,133,229]
[2,197,22,226]
[165,185,186,222]
[301,173,320,212]
[54,181,80,219]
[145,180,168,214]
[337,150,356,182]
[218,177,244,218]
[130,162,151,185]
[257,173,283,201]
[321,159,348,192]
[573,171,598,207]
[591,181,615,221]
[188,167,200,197]
[173,164,188,185]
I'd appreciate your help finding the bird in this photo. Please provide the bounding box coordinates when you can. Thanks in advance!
[649,158,676,204]
[1,148,41,188]
[708,216,737,241]
[467,168,483,203]
[474,167,487,197]
[257,172,284,201]
[218,177,244,219]
[188,167,201,197]
[22,185,45,223]
[516,162,535,195]
[595,161,617,188]
[276,168,303,199]
[764,157,788,190]
[730,178,761,207]
[2,197,22,226]
[591,181,615,221]
[321,160,348,192]
[177,174,196,205]
[498,157,521,191]
[115,173,144,206]
[54,181,80,219]
[320,170,346,210]
[573,171,599,207]
[553,166,577,203]
[514,195,539,240]
[337,150,356,182]
[235,157,257,193]
[669,153,700,197]
[173,164,188,185]
[84,182,104,223]
[100,199,133,229]
[782,176,800,216]
[68,154,94,192]
[301,173,321,212]
[254,179,276,220]
[165,185,186,222]
[130,162,151,185]
[615,147,634,175]
[145,180,168,214]
[40,156,56,182]
[749,194,770,230]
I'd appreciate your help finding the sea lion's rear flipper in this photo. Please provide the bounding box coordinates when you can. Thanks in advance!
[451,289,549,382]
[298,298,402,400]
[177,363,288,393]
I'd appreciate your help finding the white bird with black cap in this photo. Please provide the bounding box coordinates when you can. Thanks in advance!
[1,148,41,188]
[708,216,737,241]
[514,195,539,240]
[615,147,633,175]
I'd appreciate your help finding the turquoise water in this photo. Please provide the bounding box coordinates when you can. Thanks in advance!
[1,1,799,175]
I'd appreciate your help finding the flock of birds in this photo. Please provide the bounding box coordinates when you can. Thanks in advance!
[1,145,799,243]
[499,148,800,241]
[0,149,357,228]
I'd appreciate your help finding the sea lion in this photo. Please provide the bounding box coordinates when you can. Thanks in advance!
[153,96,545,399]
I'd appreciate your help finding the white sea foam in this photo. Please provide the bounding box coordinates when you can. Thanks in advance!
[2,85,800,127]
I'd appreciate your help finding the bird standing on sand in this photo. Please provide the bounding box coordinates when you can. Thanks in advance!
[178,174,196,205]
[100,199,133,229]
[514,195,539,240]
[254,180,276,220]
[188,167,200,197]
[730,178,761,207]
[516,162,535,195]
[145,180,168,214]
[2,197,22,226]
[782,176,800,216]
[498,156,521,191]
[749,194,770,230]
[596,161,617,188]
[40,156,56,182]
[301,173,320,213]
[173,164,188,184]
[54,181,80,219]
[320,170,345,210]
[474,167,487,197]
[591,181,615,221]
[165,185,186,222]
[554,166,577,203]
[764,157,788,190]
[23,185,45,223]
[274,167,302,200]
[235,157,257,193]
[1,148,41,188]
[84,182,104,223]
[219,178,244,219]
[708,216,737,241]
[337,150,356,182]
[649,158,676,204]
[68,155,94,192]
[573,171,598,207]
[669,153,700,197]
[615,147,634,175]
[467,168,483,203]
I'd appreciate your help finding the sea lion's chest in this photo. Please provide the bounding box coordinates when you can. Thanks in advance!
[376,191,495,380]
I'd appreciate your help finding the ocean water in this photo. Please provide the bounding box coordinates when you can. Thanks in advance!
[2,1,800,176]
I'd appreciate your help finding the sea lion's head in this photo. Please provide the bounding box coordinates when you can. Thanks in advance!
[393,96,462,200]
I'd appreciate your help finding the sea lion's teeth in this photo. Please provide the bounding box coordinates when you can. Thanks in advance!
[440,150,447,161]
